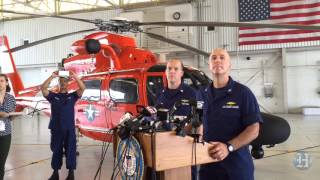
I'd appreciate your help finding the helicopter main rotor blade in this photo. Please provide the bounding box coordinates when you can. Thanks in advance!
[137,21,320,31]
[8,28,97,53]
[4,9,320,30]
[143,32,210,57]
[0,10,92,23]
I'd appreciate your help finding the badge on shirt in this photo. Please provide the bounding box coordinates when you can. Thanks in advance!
[0,120,5,131]
[222,101,239,109]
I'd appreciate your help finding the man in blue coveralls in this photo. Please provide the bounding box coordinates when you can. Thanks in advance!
[198,48,262,180]
[156,58,196,127]
[41,70,85,180]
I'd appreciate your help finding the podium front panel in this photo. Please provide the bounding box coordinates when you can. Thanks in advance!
[137,131,216,171]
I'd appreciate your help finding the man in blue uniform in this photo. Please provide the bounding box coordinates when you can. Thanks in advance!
[155,58,197,180]
[41,71,85,180]
[156,58,196,127]
[198,48,262,180]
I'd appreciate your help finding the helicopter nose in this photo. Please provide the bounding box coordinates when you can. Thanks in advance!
[85,39,101,54]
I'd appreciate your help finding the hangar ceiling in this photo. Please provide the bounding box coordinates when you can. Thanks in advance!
[0,0,187,20]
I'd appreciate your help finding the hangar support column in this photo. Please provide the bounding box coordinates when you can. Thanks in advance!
[281,48,289,114]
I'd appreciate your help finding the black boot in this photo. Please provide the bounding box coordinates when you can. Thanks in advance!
[48,170,59,180]
[65,170,74,180]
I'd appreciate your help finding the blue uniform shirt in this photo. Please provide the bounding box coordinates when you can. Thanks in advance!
[45,91,79,131]
[197,77,263,180]
[157,83,196,118]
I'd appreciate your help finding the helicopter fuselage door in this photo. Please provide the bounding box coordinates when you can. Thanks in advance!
[75,75,111,140]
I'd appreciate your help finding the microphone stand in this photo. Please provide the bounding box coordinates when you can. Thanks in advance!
[190,106,202,180]
[190,106,202,143]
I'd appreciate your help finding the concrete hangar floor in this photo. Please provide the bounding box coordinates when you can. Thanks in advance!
[3,114,320,180]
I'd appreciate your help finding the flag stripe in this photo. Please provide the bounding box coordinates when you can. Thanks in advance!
[239,19,320,30]
[239,31,320,42]
[239,29,319,38]
[271,0,316,7]
[239,36,320,45]
[271,11,320,19]
[271,0,302,3]
[271,2,320,11]
[240,27,320,34]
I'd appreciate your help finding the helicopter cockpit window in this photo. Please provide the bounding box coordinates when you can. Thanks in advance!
[81,80,102,101]
[110,78,138,103]
[147,76,163,106]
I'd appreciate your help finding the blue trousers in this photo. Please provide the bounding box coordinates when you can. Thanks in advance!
[199,164,229,180]
[50,129,76,170]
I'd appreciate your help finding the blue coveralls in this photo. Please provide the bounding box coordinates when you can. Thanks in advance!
[45,91,79,171]
[197,77,263,180]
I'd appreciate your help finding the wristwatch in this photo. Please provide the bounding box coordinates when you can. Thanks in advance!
[226,142,234,153]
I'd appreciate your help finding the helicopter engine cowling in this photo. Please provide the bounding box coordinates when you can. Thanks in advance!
[71,39,87,54]
[83,39,122,70]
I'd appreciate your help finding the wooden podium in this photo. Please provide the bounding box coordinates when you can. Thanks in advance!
[136,131,217,180]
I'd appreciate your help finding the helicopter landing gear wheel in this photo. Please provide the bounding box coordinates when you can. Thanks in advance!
[251,146,264,159]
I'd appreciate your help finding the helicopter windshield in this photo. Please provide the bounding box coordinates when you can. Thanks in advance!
[81,80,102,101]
[109,78,138,104]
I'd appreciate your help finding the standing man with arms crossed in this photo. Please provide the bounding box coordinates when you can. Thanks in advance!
[198,48,262,180]
[41,71,85,180]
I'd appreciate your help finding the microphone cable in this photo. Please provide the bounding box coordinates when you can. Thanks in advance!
[111,137,130,180]
[191,136,198,180]
[93,130,113,180]
[151,131,157,180]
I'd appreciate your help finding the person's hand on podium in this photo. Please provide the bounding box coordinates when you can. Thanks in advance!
[208,141,229,161]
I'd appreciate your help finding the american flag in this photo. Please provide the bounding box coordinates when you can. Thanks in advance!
[238,0,320,45]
